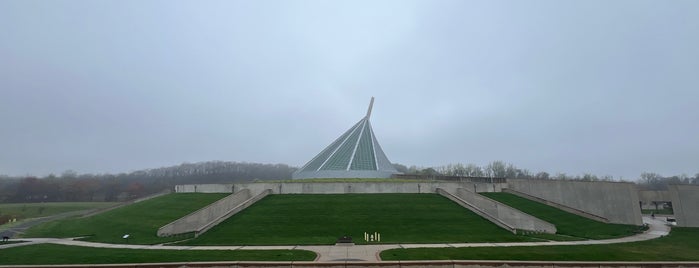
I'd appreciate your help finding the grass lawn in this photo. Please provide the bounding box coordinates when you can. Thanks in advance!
[0,202,117,220]
[642,208,674,215]
[381,227,699,261]
[481,192,643,240]
[23,193,228,245]
[0,244,315,264]
[181,194,534,245]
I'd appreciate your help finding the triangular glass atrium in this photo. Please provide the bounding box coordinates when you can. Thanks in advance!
[293,98,399,179]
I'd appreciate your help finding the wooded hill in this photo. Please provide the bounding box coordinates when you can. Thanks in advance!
[0,161,295,203]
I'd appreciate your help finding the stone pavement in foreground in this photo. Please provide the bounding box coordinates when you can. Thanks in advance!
[0,216,670,262]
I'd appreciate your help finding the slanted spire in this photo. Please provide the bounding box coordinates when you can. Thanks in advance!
[293,97,398,179]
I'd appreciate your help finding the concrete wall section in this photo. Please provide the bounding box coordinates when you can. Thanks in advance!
[158,189,266,237]
[175,182,506,195]
[451,188,556,234]
[175,184,234,193]
[507,179,643,225]
[668,184,699,227]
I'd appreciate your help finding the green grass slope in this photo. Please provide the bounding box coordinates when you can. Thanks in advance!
[381,227,699,261]
[182,193,534,245]
[0,202,117,220]
[23,193,228,244]
[481,192,642,240]
[0,244,315,264]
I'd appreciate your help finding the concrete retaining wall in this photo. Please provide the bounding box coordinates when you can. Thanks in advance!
[158,189,270,237]
[175,182,506,195]
[175,184,234,193]
[507,179,643,225]
[668,184,699,227]
[439,188,556,234]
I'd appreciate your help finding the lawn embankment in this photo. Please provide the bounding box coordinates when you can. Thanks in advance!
[23,193,228,244]
[0,202,117,222]
[181,194,534,245]
[0,244,315,264]
[381,227,699,261]
[480,192,643,240]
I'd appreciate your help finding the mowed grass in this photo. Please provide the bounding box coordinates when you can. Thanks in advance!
[0,202,118,219]
[24,193,228,244]
[0,244,315,264]
[480,192,642,240]
[381,227,699,261]
[181,194,533,245]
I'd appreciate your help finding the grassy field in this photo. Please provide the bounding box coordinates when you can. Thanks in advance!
[480,192,643,240]
[0,202,117,221]
[23,193,228,244]
[381,227,699,261]
[181,194,534,245]
[0,244,315,264]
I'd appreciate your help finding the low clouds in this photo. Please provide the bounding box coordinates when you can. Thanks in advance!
[1,0,698,179]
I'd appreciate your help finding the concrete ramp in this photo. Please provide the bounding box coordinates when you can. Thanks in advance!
[437,188,556,234]
[157,189,271,237]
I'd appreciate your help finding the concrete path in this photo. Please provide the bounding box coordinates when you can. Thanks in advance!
[0,216,671,262]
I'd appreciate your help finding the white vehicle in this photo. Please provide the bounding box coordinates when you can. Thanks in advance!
[666,217,677,226]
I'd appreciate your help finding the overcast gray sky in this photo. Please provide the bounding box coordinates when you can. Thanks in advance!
[1,1,698,180]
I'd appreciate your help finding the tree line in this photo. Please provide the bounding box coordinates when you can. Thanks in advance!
[1,160,697,203]
[638,172,699,190]
[396,161,699,188]
[0,161,295,203]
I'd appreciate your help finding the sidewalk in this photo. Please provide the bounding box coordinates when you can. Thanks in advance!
[1,216,670,262]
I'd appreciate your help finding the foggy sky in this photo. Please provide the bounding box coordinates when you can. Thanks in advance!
[2,1,698,180]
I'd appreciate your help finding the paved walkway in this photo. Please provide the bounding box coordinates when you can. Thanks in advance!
[0,216,670,262]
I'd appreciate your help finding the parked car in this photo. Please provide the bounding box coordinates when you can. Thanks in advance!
[666,217,677,226]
